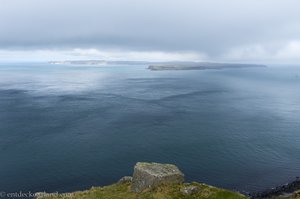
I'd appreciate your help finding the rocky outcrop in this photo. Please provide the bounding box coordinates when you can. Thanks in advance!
[131,162,184,192]
[250,177,300,199]
[35,162,248,199]
[180,185,200,195]
[118,176,133,184]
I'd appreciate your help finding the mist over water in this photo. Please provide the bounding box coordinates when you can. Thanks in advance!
[0,63,300,194]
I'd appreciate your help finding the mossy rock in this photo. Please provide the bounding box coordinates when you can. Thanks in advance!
[131,162,184,192]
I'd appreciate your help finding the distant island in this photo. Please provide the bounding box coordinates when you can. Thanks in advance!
[49,60,108,65]
[148,62,267,71]
[49,60,267,71]
[48,60,155,65]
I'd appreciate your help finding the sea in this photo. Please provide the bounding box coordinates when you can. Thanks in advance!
[0,62,300,195]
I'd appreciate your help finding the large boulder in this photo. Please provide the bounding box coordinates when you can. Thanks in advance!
[131,162,184,192]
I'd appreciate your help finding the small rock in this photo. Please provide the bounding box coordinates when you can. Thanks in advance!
[293,190,300,198]
[118,176,133,184]
[131,162,184,192]
[180,185,200,195]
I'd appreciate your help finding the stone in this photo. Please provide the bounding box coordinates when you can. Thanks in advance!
[180,185,200,195]
[118,176,133,184]
[131,162,184,192]
[293,190,300,198]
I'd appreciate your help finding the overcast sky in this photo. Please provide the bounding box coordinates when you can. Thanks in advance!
[1,0,300,63]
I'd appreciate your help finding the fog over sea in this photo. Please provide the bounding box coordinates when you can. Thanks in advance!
[0,63,300,194]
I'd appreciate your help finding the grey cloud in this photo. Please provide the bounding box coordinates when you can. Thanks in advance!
[1,0,300,60]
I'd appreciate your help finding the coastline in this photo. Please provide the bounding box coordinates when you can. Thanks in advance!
[248,177,300,198]
[34,162,300,199]
[34,176,300,199]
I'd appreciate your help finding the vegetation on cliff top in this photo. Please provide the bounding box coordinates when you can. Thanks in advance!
[37,182,248,199]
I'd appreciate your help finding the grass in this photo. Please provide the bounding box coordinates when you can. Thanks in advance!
[37,182,248,199]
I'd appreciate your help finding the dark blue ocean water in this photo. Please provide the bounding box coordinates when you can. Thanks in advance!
[0,63,300,194]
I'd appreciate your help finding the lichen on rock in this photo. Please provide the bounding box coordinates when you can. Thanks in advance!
[131,162,185,192]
